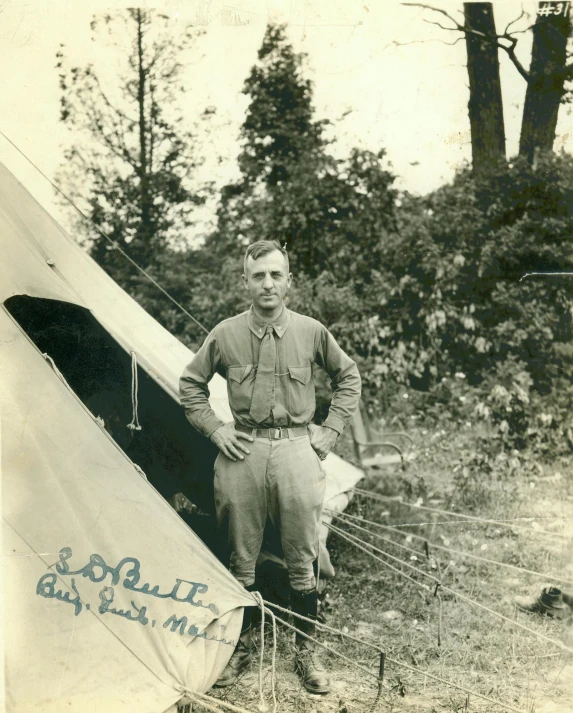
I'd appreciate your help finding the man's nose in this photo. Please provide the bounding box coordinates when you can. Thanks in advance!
[263,273,273,289]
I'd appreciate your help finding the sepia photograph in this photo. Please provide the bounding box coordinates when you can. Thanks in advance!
[1,1,573,712]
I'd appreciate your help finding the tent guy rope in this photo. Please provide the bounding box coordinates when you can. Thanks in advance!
[261,602,528,713]
[327,522,573,653]
[327,508,573,586]
[352,487,566,538]
[252,592,278,713]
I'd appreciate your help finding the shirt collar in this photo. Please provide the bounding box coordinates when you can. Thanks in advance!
[248,305,290,339]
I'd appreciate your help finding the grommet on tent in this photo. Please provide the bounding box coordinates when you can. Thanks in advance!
[127,350,142,432]
[46,259,55,266]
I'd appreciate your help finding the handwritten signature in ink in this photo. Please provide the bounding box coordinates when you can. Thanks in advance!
[36,573,83,616]
[163,614,236,647]
[54,547,219,615]
[98,586,149,625]
[36,575,236,646]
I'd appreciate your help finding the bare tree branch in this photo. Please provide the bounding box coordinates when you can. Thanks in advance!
[402,3,459,28]
[402,1,532,83]
[423,18,461,33]
[504,8,526,36]
[383,36,465,50]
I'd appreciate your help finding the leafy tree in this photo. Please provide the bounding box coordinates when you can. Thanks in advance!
[214,23,330,274]
[357,154,573,409]
[56,9,205,290]
[214,23,398,284]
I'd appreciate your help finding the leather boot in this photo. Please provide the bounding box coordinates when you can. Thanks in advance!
[514,587,571,620]
[213,584,257,687]
[291,587,330,695]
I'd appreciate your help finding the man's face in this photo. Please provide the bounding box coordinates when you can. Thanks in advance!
[243,250,292,314]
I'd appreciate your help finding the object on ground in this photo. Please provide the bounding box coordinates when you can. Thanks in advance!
[514,586,573,620]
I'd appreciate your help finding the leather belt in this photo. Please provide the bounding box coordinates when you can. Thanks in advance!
[235,424,308,440]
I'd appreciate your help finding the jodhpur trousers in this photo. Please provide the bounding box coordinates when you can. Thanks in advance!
[214,430,326,592]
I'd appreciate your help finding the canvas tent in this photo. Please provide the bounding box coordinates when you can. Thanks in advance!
[0,160,363,712]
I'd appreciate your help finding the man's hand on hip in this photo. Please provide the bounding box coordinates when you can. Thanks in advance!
[308,424,338,461]
[210,423,254,461]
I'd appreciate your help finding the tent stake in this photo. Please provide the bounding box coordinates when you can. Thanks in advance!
[369,651,386,712]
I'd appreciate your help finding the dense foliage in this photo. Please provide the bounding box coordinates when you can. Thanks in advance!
[61,21,573,460]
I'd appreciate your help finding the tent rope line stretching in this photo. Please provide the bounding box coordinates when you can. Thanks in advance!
[252,592,278,713]
[352,487,567,539]
[324,511,435,559]
[0,129,210,336]
[266,604,278,713]
[260,604,527,713]
[127,350,142,431]
[326,508,573,586]
[327,523,573,653]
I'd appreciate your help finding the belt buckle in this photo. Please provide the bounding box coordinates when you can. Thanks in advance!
[270,428,284,440]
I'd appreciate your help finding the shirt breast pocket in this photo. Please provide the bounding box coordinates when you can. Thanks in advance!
[287,365,314,416]
[226,365,254,413]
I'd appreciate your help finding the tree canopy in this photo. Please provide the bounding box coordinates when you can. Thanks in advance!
[56,9,205,289]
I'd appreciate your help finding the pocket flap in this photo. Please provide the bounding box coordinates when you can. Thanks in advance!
[288,365,312,385]
[227,365,253,383]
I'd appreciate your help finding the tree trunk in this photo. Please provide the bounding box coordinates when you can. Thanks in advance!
[519,2,572,162]
[464,3,506,173]
[136,9,151,261]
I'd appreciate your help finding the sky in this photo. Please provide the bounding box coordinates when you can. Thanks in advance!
[1,0,571,241]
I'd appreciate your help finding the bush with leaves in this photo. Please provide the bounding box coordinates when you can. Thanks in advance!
[341,154,573,447]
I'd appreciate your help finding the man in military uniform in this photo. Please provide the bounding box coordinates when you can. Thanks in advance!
[180,240,361,694]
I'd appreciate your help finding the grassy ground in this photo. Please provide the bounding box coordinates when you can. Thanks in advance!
[204,424,573,713]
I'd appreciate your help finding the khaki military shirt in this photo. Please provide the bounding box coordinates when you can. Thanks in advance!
[180,306,361,438]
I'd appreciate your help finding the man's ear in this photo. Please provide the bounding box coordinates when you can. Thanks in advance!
[242,273,248,289]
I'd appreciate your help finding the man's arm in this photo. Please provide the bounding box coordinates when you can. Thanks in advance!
[311,326,362,458]
[179,330,254,461]
[179,329,226,438]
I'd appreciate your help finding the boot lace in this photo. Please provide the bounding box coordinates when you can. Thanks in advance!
[297,646,326,672]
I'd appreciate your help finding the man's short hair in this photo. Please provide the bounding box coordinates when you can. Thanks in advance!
[243,240,289,274]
